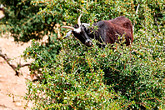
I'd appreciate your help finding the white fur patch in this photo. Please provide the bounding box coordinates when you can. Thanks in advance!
[74,27,81,33]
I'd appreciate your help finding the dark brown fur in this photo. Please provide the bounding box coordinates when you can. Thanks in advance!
[90,16,133,46]
[71,16,133,47]
[109,16,133,45]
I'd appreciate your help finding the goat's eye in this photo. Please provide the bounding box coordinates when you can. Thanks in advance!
[74,24,79,28]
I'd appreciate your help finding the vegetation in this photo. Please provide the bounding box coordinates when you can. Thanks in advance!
[1,0,164,109]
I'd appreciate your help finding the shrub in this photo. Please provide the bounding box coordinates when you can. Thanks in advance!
[24,33,164,109]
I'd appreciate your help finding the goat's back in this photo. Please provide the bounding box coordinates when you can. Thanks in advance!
[109,16,133,34]
[94,16,133,45]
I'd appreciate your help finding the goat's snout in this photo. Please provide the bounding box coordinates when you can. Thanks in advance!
[85,39,92,47]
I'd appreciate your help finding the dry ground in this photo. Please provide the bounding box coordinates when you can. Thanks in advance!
[0,33,34,110]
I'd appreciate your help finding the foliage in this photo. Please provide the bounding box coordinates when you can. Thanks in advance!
[1,0,165,109]
[24,35,164,109]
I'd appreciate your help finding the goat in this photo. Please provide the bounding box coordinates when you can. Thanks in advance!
[62,14,133,47]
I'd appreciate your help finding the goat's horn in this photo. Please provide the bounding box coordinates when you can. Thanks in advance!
[61,26,75,30]
[78,14,82,26]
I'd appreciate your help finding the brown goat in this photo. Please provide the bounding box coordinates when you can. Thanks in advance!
[62,15,133,47]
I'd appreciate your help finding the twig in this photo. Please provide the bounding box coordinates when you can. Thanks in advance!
[133,4,140,32]
[0,52,19,75]
[18,63,31,68]
[154,12,161,32]
[135,4,140,15]
[0,51,31,76]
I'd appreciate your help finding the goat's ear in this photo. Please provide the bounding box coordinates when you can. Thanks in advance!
[64,30,72,38]
[82,23,90,29]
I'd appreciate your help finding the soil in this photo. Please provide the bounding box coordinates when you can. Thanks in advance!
[0,33,33,110]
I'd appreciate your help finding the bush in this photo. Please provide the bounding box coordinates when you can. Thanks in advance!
[24,34,164,109]
[2,0,164,109]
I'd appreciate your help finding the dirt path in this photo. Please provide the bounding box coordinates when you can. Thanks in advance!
[0,33,33,110]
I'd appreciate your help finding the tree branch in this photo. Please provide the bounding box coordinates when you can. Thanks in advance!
[133,4,140,32]
[0,50,31,76]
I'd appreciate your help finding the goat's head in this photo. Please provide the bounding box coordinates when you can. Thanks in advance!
[0,4,5,19]
[62,14,92,47]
